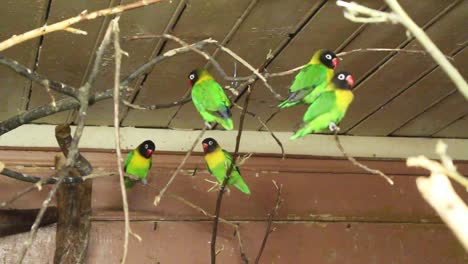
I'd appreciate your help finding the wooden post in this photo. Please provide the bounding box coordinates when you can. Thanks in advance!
[53,125,93,264]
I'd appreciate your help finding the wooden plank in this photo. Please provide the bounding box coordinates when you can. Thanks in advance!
[90,169,468,222]
[170,0,325,129]
[122,0,253,128]
[392,91,468,137]
[0,224,56,264]
[84,0,181,126]
[85,221,467,263]
[433,114,468,138]
[1,149,468,176]
[26,0,112,124]
[338,0,459,84]
[349,46,467,136]
[0,0,48,120]
[338,1,468,133]
[0,208,57,237]
[253,0,382,132]
[4,164,468,223]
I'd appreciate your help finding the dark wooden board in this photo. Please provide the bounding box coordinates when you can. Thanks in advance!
[26,0,112,124]
[85,0,181,126]
[250,0,382,132]
[338,1,468,132]
[122,0,253,128]
[392,90,468,137]
[2,221,465,264]
[433,114,468,138]
[170,0,324,130]
[349,46,467,136]
[0,0,48,120]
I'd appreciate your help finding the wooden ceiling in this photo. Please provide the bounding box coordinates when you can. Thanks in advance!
[1,0,467,138]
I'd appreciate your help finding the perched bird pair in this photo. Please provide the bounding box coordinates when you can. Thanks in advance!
[279,49,355,139]
[124,138,250,195]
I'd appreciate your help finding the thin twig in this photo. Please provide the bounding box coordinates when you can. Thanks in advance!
[255,181,283,264]
[0,0,163,52]
[211,86,252,263]
[0,39,212,136]
[0,55,78,98]
[111,17,141,264]
[336,47,455,61]
[153,126,207,206]
[336,0,468,99]
[15,19,109,260]
[232,102,285,158]
[332,127,394,185]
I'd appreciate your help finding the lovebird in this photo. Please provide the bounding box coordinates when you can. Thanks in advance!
[278,49,339,108]
[290,71,355,140]
[202,138,251,194]
[188,69,234,130]
[124,140,156,188]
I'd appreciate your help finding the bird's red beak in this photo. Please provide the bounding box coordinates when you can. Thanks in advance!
[188,80,193,87]
[146,149,153,158]
[346,75,355,88]
[332,58,339,69]
[202,143,208,152]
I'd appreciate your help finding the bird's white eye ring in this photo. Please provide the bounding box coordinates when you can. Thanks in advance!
[325,54,332,60]
[189,74,195,80]
[145,144,148,149]
[208,141,213,145]
[338,74,345,80]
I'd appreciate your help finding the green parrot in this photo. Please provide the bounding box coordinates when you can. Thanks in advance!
[202,137,251,194]
[124,140,155,188]
[188,69,234,130]
[290,71,355,140]
[278,49,339,108]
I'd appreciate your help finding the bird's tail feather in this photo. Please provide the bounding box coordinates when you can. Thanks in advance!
[124,177,137,189]
[217,117,234,130]
[233,178,251,194]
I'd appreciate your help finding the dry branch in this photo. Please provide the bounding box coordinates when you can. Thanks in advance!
[332,127,394,185]
[153,126,207,206]
[211,87,252,263]
[407,141,468,251]
[0,0,163,52]
[336,0,468,99]
[0,39,212,136]
[110,17,141,264]
[255,181,283,264]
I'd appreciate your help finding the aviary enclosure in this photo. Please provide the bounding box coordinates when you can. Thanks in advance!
[0,0,467,263]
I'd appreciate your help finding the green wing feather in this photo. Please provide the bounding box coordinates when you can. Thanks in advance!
[192,80,234,130]
[206,150,251,194]
[278,64,327,108]
[290,91,342,140]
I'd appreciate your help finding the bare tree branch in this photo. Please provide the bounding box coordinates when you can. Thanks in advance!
[211,86,252,263]
[255,181,283,264]
[408,141,468,251]
[110,17,141,264]
[0,56,78,98]
[336,0,468,99]
[0,0,164,52]
[0,39,212,136]
[153,126,207,206]
[332,126,394,185]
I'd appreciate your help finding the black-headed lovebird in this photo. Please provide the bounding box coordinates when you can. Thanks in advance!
[188,69,234,130]
[124,140,155,188]
[290,71,355,140]
[278,49,339,108]
[202,138,250,194]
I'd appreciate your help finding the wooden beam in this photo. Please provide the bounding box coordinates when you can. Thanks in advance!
[0,124,468,159]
